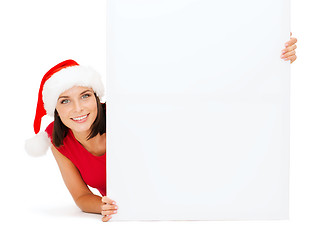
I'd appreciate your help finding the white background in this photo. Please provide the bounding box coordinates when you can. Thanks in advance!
[0,0,308,239]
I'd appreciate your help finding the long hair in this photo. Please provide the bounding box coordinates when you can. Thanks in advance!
[52,93,106,147]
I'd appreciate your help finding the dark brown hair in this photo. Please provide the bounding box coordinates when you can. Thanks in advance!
[52,93,106,147]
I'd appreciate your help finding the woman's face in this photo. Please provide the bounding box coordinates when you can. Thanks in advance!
[55,86,98,134]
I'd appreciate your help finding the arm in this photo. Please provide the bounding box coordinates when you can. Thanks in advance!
[50,144,102,214]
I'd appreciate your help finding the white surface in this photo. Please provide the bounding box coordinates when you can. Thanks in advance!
[1,0,309,239]
[107,0,290,220]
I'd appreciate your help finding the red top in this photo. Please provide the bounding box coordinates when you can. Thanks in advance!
[45,122,106,196]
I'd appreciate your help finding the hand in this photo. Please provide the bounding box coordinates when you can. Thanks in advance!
[101,196,118,222]
[281,32,297,63]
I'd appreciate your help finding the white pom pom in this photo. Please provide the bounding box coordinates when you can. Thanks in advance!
[25,131,51,157]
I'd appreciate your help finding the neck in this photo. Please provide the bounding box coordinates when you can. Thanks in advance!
[72,129,98,149]
[71,129,91,144]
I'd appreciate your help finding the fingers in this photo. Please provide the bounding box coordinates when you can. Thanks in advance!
[101,196,116,205]
[101,204,118,216]
[287,55,297,63]
[281,54,297,64]
[101,201,118,213]
[101,209,117,216]
[282,44,297,54]
[282,34,297,64]
[101,203,118,211]
[285,37,297,47]
[102,215,112,222]
[101,196,118,222]
[281,50,296,59]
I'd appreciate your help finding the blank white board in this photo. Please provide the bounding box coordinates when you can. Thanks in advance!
[107,0,290,220]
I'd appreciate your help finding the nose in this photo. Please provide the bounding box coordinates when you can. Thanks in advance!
[73,100,83,113]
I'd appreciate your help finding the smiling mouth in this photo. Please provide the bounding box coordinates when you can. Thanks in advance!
[71,114,89,122]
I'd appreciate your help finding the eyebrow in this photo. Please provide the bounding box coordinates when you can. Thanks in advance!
[58,90,92,100]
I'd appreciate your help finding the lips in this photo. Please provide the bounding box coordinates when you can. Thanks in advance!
[71,114,89,123]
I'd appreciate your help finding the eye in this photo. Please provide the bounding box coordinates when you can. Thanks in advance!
[61,99,70,104]
[82,93,91,99]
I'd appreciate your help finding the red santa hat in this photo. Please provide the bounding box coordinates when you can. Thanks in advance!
[25,59,105,157]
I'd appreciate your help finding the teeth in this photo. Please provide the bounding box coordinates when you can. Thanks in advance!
[72,114,88,121]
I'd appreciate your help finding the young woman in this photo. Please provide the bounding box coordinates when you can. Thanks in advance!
[25,59,117,222]
[25,34,297,222]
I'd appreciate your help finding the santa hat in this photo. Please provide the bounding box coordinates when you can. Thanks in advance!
[25,59,105,157]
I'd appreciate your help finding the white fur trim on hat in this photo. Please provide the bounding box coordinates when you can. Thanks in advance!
[25,131,51,157]
[42,65,105,116]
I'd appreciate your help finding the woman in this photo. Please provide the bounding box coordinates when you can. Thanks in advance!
[25,34,298,222]
[25,59,117,222]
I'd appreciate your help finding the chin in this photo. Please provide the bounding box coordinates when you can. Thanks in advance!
[72,125,92,134]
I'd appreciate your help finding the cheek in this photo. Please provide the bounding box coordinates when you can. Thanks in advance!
[56,107,70,121]
[90,100,98,114]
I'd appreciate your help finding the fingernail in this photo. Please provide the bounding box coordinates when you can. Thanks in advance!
[113,210,117,213]
[112,202,116,204]
[115,206,118,209]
